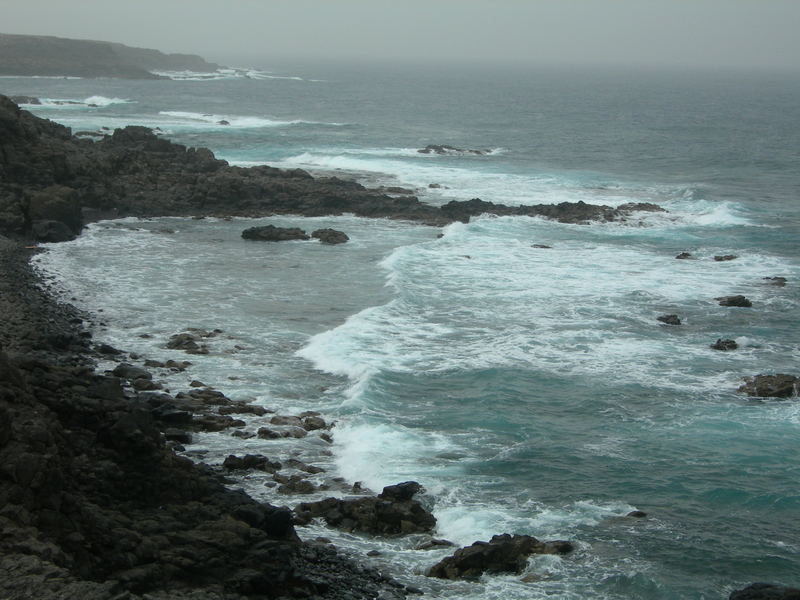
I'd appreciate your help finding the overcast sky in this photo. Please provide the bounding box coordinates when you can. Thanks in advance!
[2,0,799,70]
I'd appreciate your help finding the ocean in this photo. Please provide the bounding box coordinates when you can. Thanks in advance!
[6,61,800,598]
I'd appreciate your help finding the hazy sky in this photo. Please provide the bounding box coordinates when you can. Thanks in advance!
[2,0,799,70]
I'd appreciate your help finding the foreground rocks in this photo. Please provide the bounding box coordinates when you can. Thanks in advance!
[0,95,665,242]
[0,238,407,599]
[427,534,574,580]
[295,481,436,535]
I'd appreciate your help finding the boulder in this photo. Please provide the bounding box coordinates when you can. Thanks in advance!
[711,339,738,351]
[763,277,787,287]
[717,295,752,307]
[738,374,799,398]
[295,482,436,535]
[714,255,738,262]
[729,583,800,599]
[111,362,152,381]
[427,533,574,580]
[311,228,349,244]
[657,314,681,325]
[676,252,692,259]
[241,225,309,241]
[222,454,281,472]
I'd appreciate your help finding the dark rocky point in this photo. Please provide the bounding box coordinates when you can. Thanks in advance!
[717,295,753,307]
[738,374,799,398]
[427,534,574,580]
[657,314,682,325]
[312,228,349,244]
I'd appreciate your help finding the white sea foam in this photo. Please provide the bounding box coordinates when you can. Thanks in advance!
[29,96,133,108]
[157,110,344,129]
[152,68,307,81]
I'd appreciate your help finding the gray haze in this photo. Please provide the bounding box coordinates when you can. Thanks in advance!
[2,0,799,70]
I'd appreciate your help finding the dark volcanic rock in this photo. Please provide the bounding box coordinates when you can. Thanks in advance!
[729,583,800,599]
[242,225,310,241]
[427,534,574,580]
[295,482,436,535]
[763,277,787,287]
[657,314,682,325]
[717,295,753,307]
[738,374,799,398]
[714,254,739,262]
[311,228,349,244]
[676,252,692,259]
[223,454,282,472]
[711,338,738,351]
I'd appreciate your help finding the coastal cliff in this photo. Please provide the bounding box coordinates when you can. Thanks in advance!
[0,33,220,79]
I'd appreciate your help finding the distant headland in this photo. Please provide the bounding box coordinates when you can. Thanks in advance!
[0,33,221,79]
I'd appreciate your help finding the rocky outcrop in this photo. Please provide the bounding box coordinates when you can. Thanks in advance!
[0,95,666,241]
[312,228,349,244]
[242,225,310,241]
[729,583,800,599]
[427,534,574,580]
[657,314,682,325]
[711,339,738,351]
[738,374,799,398]
[295,481,436,535]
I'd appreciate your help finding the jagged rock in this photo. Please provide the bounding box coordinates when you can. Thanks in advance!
[241,225,309,241]
[657,314,681,325]
[717,295,752,307]
[311,228,349,244]
[714,255,738,262]
[711,339,738,351]
[427,534,574,580]
[295,482,436,535]
[729,583,800,599]
[738,374,799,398]
[676,252,692,259]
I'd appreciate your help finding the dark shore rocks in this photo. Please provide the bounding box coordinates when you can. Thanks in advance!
[717,295,753,307]
[0,238,408,599]
[711,338,738,351]
[242,225,310,241]
[418,144,490,155]
[729,583,800,599]
[738,374,799,398]
[312,228,349,244]
[295,482,436,535]
[427,534,574,580]
[657,314,682,325]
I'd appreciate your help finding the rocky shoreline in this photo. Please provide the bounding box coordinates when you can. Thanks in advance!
[1,95,796,599]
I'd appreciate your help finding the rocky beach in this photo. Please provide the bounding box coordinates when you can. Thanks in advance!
[1,88,799,600]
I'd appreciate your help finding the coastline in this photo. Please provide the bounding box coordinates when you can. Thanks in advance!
[3,94,796,597]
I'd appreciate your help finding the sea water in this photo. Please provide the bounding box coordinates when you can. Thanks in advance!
[7,62,800,598]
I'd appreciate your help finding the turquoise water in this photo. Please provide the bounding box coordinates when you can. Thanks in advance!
[10,62,800,598]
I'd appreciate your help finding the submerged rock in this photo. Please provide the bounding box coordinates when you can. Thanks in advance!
[676,252,692,259]
[427,534,574,580]
[738,374,799,398]
[763,277,787,287]
[657,314,682,325]
[717,295,752,307]
[241,225,309,241]
[714,255,739,262]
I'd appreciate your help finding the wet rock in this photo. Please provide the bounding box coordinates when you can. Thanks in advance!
[427,533,574,580]
[302,415,328,430]
[711,339,738,351]
[270,415,303,427]
[278,479,317,495]
[626,510,648,518]
[714,255,738,262]
[531,244,552,249]
[295,482,436,535]
[285,458,325,474]
[717,295,752,307]
[729,583,800,599]
[738,374,799,398]
[763,277,787,287]
[191,414,244,432]
[111,362,152,381]
[257,427,282,439]
[222,454,281,472]
[218,402,268,416]
[311,228,349,244]
[241,225,309,241]
[657,314,681,325]
[96,343,122,355]
[676,252,692,259]
[166,332,208,354]
[164,428,192,444]
[415,537,456,550]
